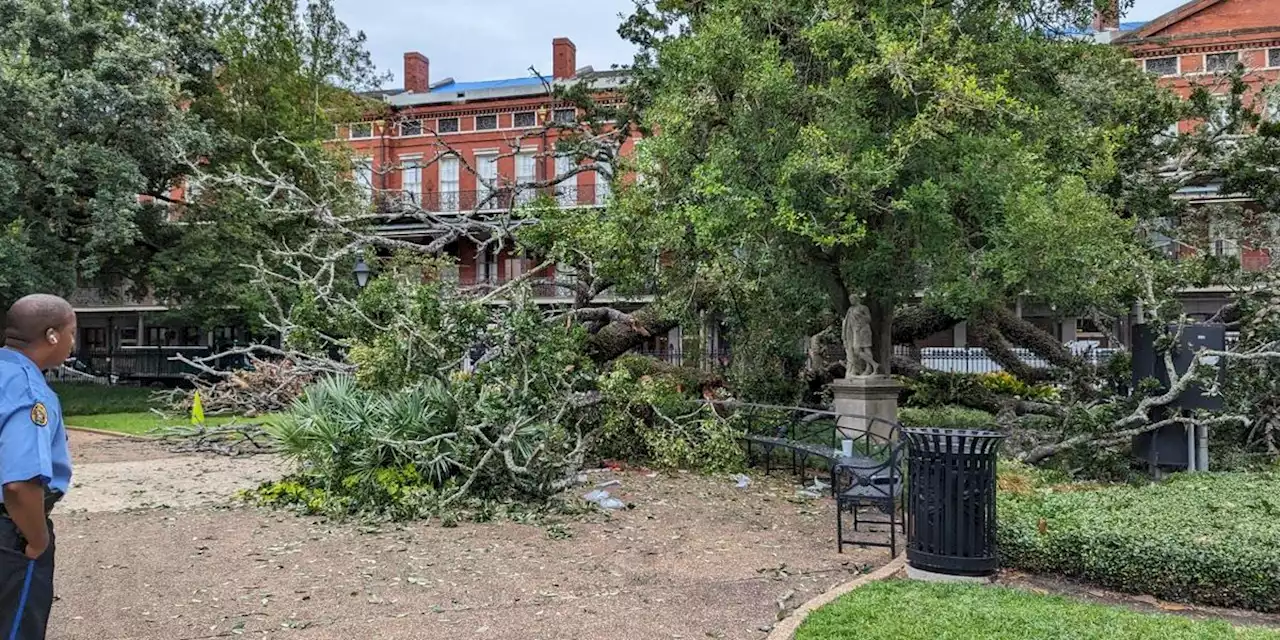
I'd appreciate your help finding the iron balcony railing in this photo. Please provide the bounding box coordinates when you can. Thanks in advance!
[376,184,609,214]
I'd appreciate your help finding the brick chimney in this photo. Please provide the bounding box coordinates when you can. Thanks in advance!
[1092,0,1120,32]
[553,37,577,80]
[404,52,430,93]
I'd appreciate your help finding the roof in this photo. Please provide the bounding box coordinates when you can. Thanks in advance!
[1055,21,1149,40]
[429,76,546,94]
[1118,0,1219,42]
[384,68,630,108]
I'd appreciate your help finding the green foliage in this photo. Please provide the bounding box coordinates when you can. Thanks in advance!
[52,383,155,416]
[978,371,1060,403]
[604,0,1169,358]
[149,0,385,326]
[902,371,1056,409]
[796,580,1280,640]
[1000,473,1280,611]
[899,406,997,431]
[0,0,218,304]
[594,356,746,472]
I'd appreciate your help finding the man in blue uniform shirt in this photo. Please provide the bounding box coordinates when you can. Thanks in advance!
[0,294,76,640]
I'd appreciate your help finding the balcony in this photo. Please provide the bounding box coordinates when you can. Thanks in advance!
[376,184,608,215]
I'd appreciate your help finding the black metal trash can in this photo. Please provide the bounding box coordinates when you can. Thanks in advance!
[903,428,1005,577]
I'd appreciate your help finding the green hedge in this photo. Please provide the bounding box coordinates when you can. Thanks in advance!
[899,405,997,430]
[1000,472,1280,612]
[796,580,1279,639]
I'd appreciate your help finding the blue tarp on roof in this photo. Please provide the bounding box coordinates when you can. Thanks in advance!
[430,76,547,94]
[1057,20,1149,37]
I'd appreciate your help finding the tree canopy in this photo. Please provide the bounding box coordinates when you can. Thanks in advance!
[573,0,1180,383]
[0,0,218,304]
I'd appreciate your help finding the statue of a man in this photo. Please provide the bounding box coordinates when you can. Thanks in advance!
[843,294,878,377]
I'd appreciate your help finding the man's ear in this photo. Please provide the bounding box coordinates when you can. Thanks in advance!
[46,329,58,345]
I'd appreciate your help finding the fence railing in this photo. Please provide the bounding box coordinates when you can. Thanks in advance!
[377,184,607,214]
[893,345,1124,375]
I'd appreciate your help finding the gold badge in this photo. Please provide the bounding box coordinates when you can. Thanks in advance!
[31,403,48,427]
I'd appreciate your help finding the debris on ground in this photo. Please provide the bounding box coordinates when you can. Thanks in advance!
[582,489,626,510]
[597,479,622,489]
[732,474,752,489]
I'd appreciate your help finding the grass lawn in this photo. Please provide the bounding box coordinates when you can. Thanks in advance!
[52,382,158,415]
[796,580,1279,640]
[65,412,254,436]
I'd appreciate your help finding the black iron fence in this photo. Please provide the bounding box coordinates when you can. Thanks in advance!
[68,348,252,382]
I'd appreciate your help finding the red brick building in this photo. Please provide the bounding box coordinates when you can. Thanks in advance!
[340,37,638,301]
[1116,0,1280,279]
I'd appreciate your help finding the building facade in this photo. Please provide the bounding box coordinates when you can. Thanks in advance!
[1116,0,1280,288]
[341,37,637,301]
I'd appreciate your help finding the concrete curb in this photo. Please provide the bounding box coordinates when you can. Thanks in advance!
[767,554,907,640]
[66,426,156,440]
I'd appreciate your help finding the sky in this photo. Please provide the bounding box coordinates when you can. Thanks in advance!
[332,0,1195,89]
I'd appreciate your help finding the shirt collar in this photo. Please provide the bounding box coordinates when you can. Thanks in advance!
[0,347,41,372]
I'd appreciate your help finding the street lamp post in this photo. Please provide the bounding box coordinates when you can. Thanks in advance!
[353,257,372,290]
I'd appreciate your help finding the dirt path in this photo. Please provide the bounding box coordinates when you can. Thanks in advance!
[50,432,890,639]
[62,430,281,513]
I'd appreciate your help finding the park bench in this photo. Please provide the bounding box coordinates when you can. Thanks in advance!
[718,402,906,555]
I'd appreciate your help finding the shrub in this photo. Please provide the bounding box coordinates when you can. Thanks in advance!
[903,371,1059,410]
[593,359,746,472]
[899,406,997,430]
[999,472,1280,612]
[796,580,1279,639]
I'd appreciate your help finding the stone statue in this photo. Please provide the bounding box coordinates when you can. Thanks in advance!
[843,294,878,377]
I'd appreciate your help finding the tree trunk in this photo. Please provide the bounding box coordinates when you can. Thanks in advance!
[892,305,962,345]
[968,308,1050,382]
[994,307,1079,370]
[584,306,680,363]
[867,295,895,376]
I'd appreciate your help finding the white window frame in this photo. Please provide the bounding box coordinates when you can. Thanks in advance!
[555,155,575,207]
[437,117,460,134]
[595,161,612,205]
[1269,48,1280,69]
[476,152,499,210]
[1266,89,1280,123]
[349,122,374,140]
[399,119,423,137]
[438,155,460,212]
[1210,219,1241,259]
[475,114,498,131]
[553,108,576,125]
[353,158,374,204]
[1144,56,1180,77]
[515,152,537,205]
[513,111,537,128]
[1204,51,1240,74]
[555,263,578,298]
[400,157,421,205]
[1208,94,1232,134]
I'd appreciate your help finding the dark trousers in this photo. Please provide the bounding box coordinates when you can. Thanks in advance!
[0,515,54,640]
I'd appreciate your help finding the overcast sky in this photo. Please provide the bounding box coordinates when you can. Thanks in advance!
[332,0,1194,89]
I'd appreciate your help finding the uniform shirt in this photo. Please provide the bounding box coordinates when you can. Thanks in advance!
[0,348,72,500]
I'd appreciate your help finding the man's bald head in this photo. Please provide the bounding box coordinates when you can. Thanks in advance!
[5,294,75,353]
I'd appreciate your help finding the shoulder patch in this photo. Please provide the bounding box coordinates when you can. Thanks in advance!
[31,402,48,427]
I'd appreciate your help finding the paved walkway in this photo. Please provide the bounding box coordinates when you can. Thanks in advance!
[49,431,890,639]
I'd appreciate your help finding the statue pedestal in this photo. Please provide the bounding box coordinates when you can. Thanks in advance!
[832,375,902,441]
